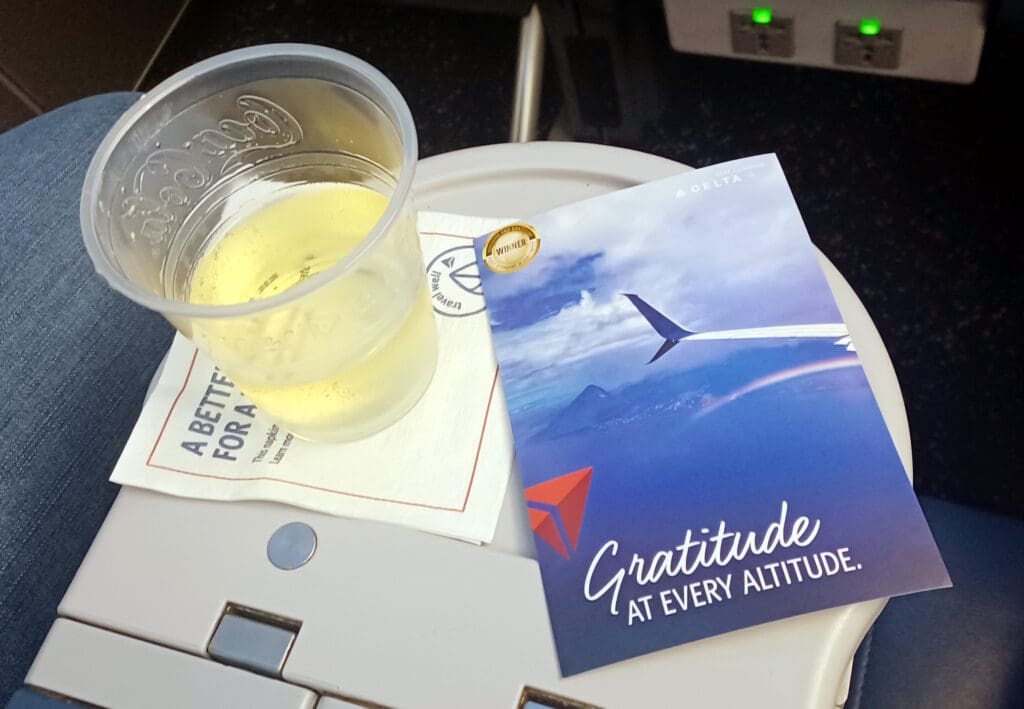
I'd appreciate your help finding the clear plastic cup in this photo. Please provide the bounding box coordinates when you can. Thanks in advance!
[81,45,437,442]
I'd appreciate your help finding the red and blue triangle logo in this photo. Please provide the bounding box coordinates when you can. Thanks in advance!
[524,466,593,559]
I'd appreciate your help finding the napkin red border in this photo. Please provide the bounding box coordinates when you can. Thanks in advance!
[145,349,500,513]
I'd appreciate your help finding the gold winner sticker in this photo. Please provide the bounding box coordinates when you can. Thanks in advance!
[482,223,541,273]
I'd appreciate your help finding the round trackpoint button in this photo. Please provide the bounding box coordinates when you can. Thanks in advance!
[267,522,317,570]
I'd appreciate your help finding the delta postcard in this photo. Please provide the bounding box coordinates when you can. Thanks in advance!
[474,154,950,676]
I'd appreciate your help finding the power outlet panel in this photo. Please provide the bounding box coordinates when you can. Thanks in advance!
[730,10,795,58]
[663,0,987,84]
[835,21,902,70]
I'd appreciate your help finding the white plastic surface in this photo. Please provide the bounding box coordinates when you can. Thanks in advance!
[59,142,909,708]
[317,698,368,708]
[26,619,316,709]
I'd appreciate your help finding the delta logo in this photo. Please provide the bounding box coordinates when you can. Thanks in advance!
[525,466,593,559]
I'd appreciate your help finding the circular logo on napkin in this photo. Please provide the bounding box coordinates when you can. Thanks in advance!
[482,223,541,273]
[426,245,485,318]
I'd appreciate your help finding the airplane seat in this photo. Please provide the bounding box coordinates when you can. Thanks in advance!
[846,496,1024,709]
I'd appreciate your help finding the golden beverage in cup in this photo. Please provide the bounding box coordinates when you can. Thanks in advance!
[81,45,437,441]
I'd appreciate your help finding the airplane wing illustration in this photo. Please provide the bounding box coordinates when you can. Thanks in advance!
[623,294,693,341]
[686,324,851,343]
[624,293,853,364]
[622,294,696,363]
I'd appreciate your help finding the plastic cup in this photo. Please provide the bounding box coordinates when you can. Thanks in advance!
[81,45,437,442]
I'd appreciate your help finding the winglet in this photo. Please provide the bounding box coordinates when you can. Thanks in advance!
[623,294,694,341]
[648,339,680,364]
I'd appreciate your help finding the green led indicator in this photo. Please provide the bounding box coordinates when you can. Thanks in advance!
[751,7,773,25]
[859,18,881,36]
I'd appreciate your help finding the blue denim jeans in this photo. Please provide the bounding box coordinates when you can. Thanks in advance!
[0,93,173,702]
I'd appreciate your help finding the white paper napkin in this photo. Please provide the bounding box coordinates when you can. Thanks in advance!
[110,212,514,544]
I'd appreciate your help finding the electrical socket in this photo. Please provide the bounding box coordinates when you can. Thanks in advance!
[729,11,795,58]
[666,1,985,84]
[835,22,902,70]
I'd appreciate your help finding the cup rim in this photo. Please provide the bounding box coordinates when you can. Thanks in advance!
[80,43,418,320]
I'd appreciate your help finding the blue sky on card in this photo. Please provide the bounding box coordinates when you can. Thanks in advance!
[490,252,602,331]
[480,156,845,413]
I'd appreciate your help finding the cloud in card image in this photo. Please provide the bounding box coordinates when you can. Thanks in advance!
[482,157,851,413]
